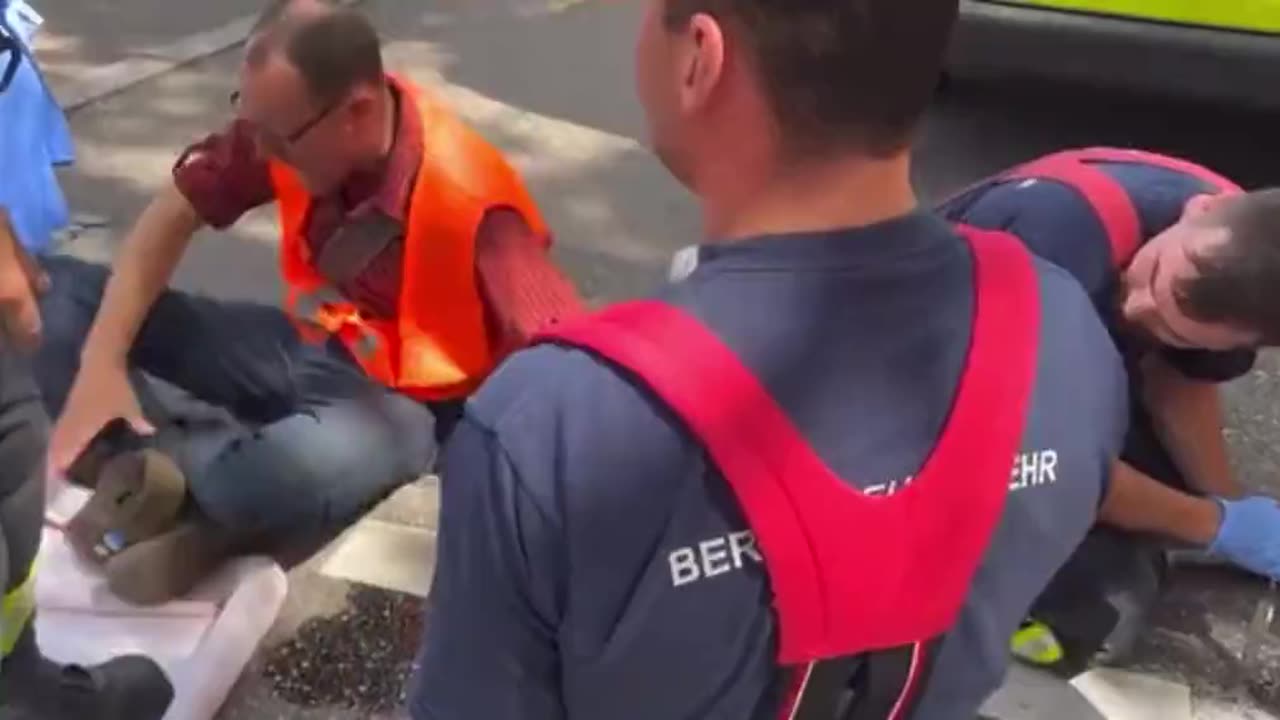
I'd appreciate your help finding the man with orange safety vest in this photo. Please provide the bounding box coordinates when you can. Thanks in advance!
[0,209,173,720]
[33,0,579,604]
[408,1,1127,718]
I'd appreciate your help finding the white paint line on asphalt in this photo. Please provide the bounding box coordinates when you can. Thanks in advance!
[980,664,1105,720]
[55,0,365,111]
[1071,668,1194,720]
[319,519,437,598]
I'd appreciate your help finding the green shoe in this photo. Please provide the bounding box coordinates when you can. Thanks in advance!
[1011,619,1065,667]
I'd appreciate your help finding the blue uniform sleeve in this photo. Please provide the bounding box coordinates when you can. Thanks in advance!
[409,415,567,720]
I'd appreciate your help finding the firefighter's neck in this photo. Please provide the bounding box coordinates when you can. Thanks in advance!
[702,150,917,243]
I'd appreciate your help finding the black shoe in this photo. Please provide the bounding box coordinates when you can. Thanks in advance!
[1,654,174,720]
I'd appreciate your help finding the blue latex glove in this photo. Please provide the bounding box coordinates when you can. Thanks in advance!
[1209,495,1280,580]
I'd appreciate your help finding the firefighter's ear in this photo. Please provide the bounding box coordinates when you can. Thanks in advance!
[1182,193,1220,220]
[679,12,726,114]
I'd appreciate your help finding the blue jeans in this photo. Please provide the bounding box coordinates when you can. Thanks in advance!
[35,256,445,557]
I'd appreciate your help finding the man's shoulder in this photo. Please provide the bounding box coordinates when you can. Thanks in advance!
[468,343,640,429]
[1099,160,1219,240]
[1029,255,1125,382]
[941,174,1118,302]
[1031,254,1102,314]
[467,339,700,502]
[470,279,711,437]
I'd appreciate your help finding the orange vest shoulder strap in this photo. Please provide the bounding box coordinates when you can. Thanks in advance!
[396,77,549,240]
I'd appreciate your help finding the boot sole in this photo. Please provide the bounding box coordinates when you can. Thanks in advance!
[105,521,231,606]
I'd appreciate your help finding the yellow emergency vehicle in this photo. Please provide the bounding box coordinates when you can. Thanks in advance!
[949,1,1280,109]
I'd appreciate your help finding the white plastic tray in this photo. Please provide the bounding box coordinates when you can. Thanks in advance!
[35,486,288,720]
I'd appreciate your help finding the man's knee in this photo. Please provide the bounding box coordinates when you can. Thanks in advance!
[188,399,437,540]
[39,255,109,313]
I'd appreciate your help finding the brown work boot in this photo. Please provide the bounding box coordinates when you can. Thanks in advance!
[64,439,114,489]
[63,417,151,489]
[65,449,187,567]
[104,515,238,606]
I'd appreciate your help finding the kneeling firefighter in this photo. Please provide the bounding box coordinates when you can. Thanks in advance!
[0,210,173,719]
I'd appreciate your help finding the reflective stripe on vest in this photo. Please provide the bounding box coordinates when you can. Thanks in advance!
[293,283,350,326]
[993,147,1243,268]
[535,225,1040,670]
[292,284,381,360]
[1,562,36,657]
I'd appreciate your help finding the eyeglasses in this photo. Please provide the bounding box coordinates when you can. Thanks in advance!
[229,89,343,154]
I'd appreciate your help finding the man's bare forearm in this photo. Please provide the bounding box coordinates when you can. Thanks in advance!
[1100,460,1222,546]
[80,182,202,365]
[1142,355,1241,499]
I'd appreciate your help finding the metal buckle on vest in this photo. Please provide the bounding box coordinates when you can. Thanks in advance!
[295,284,350,325]
[292,284,383,362]
[350,328,379,359]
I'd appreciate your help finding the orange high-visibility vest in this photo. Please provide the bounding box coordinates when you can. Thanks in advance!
[269,75,549,402]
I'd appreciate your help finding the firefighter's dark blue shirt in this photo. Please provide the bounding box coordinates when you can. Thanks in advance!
[409,212,1127,719]
[938,160,1256,489]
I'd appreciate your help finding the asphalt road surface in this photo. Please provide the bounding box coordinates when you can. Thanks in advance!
[26,0,1280,717]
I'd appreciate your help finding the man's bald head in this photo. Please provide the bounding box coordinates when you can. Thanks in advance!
[246,0,384,107]
[254,0,331,29]
[234,1,391,193]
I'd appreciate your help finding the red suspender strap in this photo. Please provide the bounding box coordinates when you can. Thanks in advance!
[999,147,1243,268]
[1067,147,1243,193]
[1000,151,1143,267]
[535,225,1040,665]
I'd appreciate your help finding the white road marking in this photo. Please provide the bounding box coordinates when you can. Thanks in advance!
[319,519,437,598]
[1071,668,1194,720]
[981,664,1210,720]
